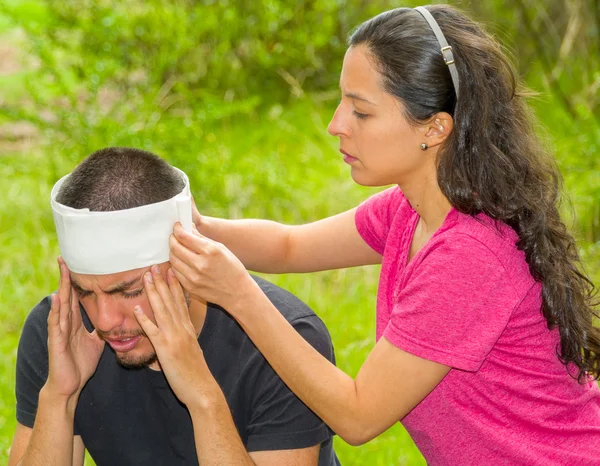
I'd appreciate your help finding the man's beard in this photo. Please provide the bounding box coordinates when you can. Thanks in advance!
[96,328,156,369]
[116,350,158,370]
[97,290,192,370]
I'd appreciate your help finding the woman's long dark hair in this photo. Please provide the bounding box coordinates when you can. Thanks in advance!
[350,5,600,381]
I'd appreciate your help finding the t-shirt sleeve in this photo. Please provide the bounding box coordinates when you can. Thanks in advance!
[383,235,520,371]
[15,297,51,428]
[244,315,334,452]
[355,186,408,255]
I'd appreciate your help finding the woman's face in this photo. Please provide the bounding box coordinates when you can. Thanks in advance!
[328,45,433,187]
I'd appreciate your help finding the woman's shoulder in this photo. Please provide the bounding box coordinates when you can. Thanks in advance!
[355,186,415,254]
[358,186,414,226]
[429,210,534,293]
[446,210,520,253]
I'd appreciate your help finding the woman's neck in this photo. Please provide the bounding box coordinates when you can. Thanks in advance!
[400,172,452,235]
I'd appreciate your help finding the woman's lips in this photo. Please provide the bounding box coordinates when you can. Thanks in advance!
[340,149,358,164]
[105,335,142,353]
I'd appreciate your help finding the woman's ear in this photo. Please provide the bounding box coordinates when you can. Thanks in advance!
[424,112,454,148]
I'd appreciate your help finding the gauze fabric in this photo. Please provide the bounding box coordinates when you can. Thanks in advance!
[51,167,193,275]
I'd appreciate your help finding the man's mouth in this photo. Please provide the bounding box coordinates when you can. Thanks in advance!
[105,335,142,353]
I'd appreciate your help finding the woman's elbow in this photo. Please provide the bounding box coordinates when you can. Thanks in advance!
[336,422,378,447]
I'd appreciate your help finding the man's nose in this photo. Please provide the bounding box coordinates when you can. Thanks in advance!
[95,295,125,333]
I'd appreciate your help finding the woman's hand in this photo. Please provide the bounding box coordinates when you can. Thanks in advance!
[133,265,221,410]
[191,196,203,231]
[168,223,261,313]
[45,258,105,401]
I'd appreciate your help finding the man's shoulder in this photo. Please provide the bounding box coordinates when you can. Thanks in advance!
[206,275,334,362]
[21,295,52,337]
[251,275,335,362]
[250,275,316,324]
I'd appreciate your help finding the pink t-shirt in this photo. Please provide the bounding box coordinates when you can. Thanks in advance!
[355,186,600,465]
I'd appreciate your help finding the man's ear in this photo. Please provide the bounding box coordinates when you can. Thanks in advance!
[423,112,453,148]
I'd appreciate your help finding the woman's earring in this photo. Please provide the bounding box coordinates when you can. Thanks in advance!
[420,143,428,150]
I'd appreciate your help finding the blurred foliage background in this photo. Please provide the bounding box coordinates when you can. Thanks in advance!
[0,0,598,464]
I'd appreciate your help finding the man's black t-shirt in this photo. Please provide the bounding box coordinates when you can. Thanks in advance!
[16,276,339,465]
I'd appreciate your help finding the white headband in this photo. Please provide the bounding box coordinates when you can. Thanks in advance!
[51,167,193,275]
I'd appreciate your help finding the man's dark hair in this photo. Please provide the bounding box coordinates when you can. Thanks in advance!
[56,147,185,211]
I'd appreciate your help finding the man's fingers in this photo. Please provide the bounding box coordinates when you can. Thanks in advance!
[57,258,71,310]
[70,288,83,328]
[58,282,72,335]
[87,329,106,352]
[48,293,62,340]
[143,271,174,330]
[133,306,161,342]
[167,267,190,322]
[149,266,179,321]
[88,329,103,343]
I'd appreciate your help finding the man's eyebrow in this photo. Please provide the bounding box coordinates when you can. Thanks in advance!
[70,276,142,295]
[343,91,378,106]
[70,278,86,292]
[104,277,143,295]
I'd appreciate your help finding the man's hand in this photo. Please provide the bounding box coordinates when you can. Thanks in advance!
[133,265,221,411]
[45,258,105,402]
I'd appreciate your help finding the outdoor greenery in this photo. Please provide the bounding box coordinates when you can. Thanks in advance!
[0,0,598,464]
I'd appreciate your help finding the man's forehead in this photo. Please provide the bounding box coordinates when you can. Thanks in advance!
[70,266,148,290]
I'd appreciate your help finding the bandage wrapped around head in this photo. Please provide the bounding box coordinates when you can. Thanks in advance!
[51,167,193,275]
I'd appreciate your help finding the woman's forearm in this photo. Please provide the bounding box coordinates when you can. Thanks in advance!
[198,216,292,273]
[231,288,369,445]
[197,208,380,275]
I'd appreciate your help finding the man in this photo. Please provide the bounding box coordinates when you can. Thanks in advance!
[9,147,339,466]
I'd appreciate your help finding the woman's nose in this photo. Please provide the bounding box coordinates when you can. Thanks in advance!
[327,104,349,138]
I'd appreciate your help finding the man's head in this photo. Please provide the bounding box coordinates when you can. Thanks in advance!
[55,147,188,368]
[55,147,185,211]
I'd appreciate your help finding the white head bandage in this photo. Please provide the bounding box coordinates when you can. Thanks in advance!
[51,167,193,275]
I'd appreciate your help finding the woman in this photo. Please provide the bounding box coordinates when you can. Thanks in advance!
[166,5,600,464]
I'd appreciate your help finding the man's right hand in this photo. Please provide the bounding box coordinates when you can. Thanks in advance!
[44,258,105,402]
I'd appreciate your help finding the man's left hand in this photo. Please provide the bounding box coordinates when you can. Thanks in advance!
[133,266,220,411]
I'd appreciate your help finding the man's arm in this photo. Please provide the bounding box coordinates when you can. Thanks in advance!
[136,266,321,466]
[10,260,104,466]
[8,418,85,466]
[188,388,320,466]
[250,448,319,466]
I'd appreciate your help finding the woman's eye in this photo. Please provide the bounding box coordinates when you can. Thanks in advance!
[123,289,144,299]
[78,291,92,299]
[353,110,369,120]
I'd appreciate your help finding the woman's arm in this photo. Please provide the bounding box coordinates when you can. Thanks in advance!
[169,227,449,445]
[233,288,450,445]
[196,208,382,273]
